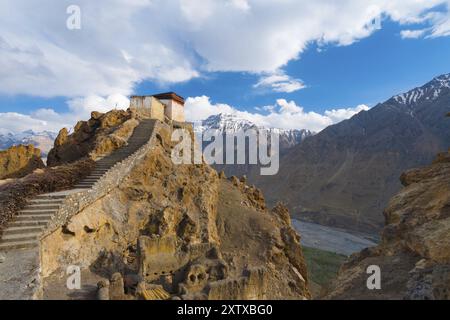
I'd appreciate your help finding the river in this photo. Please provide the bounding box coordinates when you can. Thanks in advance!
[291,219,378,256]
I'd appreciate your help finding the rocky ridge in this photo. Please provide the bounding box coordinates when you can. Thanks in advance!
[325,143,450,299]
[47,110,139,166]
[0,111,310,300]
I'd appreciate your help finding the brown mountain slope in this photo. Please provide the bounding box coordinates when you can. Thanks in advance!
[251,75,450,234]
[325,147,450,300]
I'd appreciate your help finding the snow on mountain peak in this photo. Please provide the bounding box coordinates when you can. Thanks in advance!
[0,130,57,156]
[393,73,450,106]
[193,113,314,150]
[198,113,256,132]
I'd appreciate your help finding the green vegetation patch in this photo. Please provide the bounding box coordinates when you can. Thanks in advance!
[303,246,347,287]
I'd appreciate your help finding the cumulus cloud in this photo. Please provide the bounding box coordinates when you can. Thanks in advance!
[324,105,370,123]
[0,1,449,97]
[0,93,369,134]
[67,94,130,118]
[0,94,130,133]
[184,96,237,122]
[401,29,428,39]
[185,96,369,132]
[0,112,54,133]
[254,72,305,93]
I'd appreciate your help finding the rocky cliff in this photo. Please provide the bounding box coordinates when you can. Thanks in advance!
[47,109,139,166]
[325,146,450,299]
[37,117,310,300]
[0,144,44,180]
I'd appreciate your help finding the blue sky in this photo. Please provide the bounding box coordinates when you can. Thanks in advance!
[3,19,449,116]
[137,19,450,113]
[1,1,450,133]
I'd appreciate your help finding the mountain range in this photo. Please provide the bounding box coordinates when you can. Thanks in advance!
[248,73,450,234]
[0,130,57,157]
[194,113,314,177]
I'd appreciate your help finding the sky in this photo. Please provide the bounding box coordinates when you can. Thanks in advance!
[0,0,450,133]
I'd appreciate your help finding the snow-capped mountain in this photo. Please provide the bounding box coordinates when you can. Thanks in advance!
[0,130,57,156]
[194,113,314,151]
[392,73,450,106]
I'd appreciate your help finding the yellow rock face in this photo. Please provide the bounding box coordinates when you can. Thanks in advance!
[0,144,44,179]
[40,119,310,300]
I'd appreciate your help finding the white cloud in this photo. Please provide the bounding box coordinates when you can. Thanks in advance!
[0,93,368,134]
[0,1,449,98]
[324,105,370,123]
[0,112,52,133]
[184,96,236,122]
[254,72,305,93]
[228,0,251,11]
[185,96,369,132]
[67,94,130,118]
[0,94,130,134]
[401,29,428,39]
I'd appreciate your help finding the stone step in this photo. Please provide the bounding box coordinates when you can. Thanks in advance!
[28,199,64,205]
[9,221,48,228]
[15,215,53,221]
[0,240,39,251]
[0,233,39,243]
[35,194,67,200]
[25,204,60,211]
[73,185,93,189]
[2,226,44,236]
[19,209,57,215]
[97,158,123,161]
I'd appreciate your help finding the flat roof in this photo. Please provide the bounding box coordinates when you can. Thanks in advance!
[153,92,185,105]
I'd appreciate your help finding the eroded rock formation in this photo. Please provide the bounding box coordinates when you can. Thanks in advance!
[325,147,450,300]
[41,119,310,300]
[47,109,139,166]
[0,144,44,180]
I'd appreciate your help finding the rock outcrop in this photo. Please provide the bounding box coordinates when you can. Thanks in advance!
[39,118,310,300]
[47,109,139,166]
[0,145,44,180]
[325,147,450,300]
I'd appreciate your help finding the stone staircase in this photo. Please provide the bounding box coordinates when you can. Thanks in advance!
[0,119,156,252]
